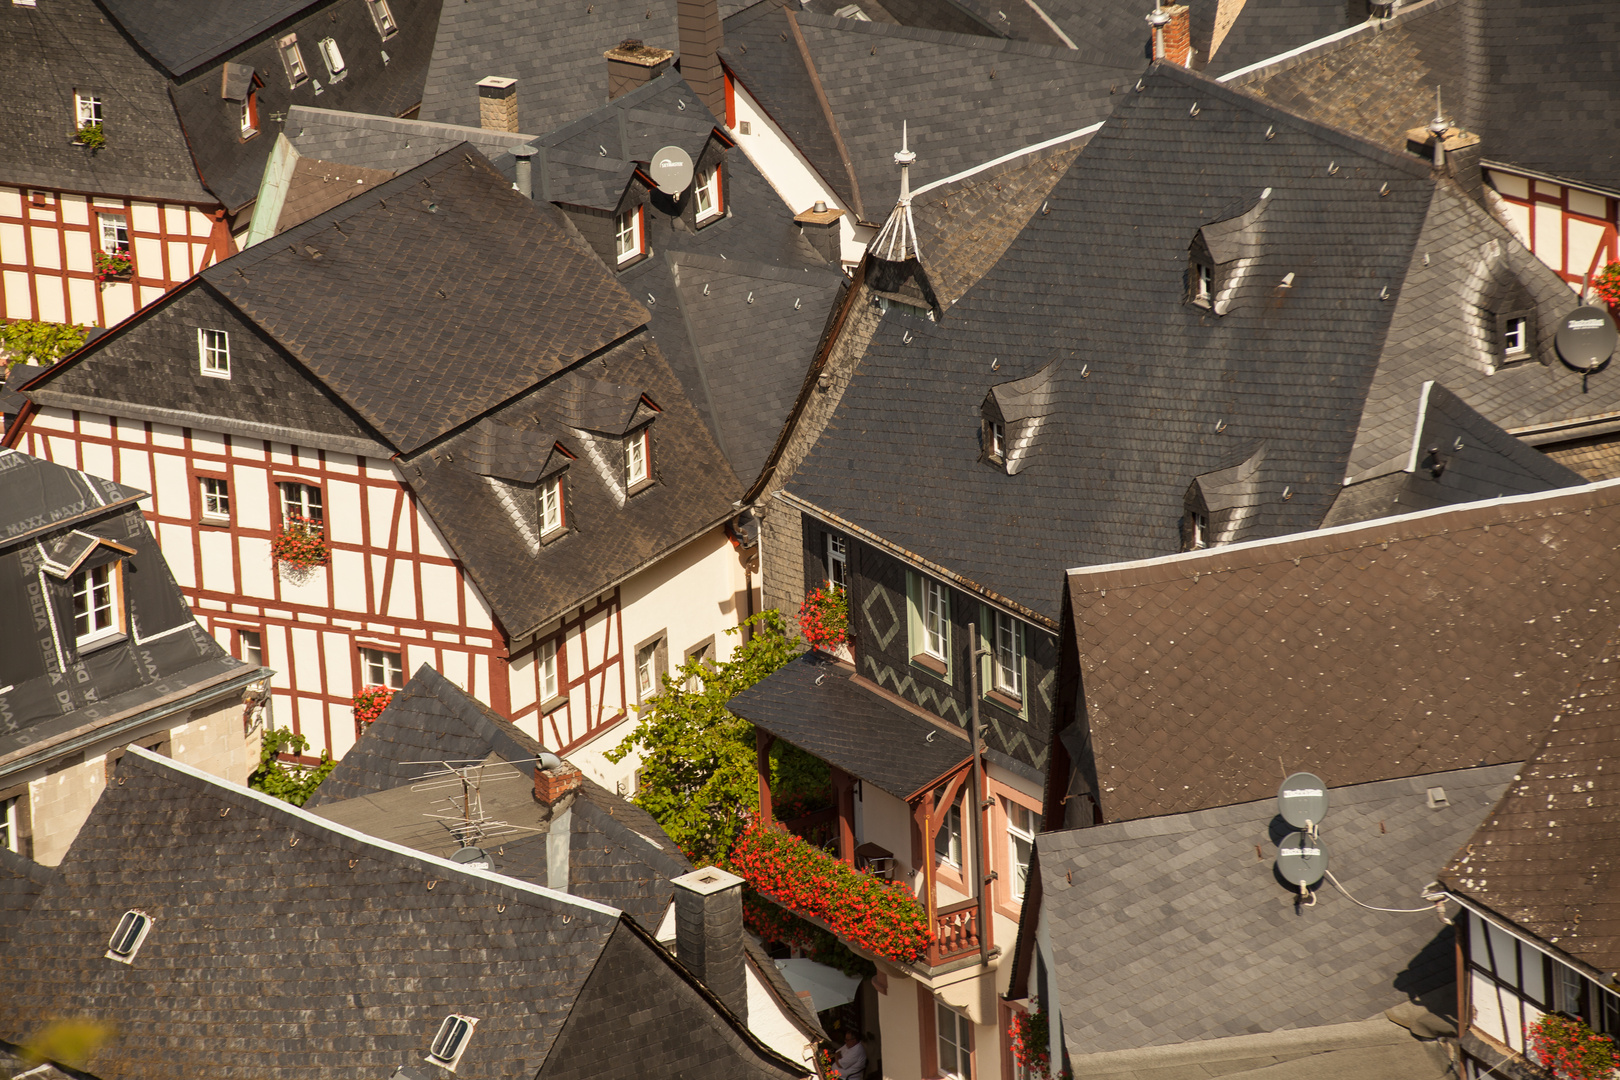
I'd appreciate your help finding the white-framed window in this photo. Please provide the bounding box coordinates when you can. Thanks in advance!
[200,476,230,521]
[992,611,1023,699]
[1005,799,1041,900]
[198,328,230,378]
[367,0,399,36]
[75,93,103,129]
[239,629,263,667]
[635,637,664,702]
[1,797,18,854]
[360,646,403,690]
[626,427,650,487]
[279,481,323,524]
[934,789,962,867]
[936,1001,973,1080]
[105,909,153,964]
[72,562,123,647]
[540,639,559,702]
[240,92,258,138]
[694,164,722,222]
[426,1014,478,1071]
[98,213,128,253]
[1188,509,1209,550]
[318,37,346,79]
[279,34,308,85]
[1504,316,1528,356]
[826,533,848,591]
[540,475,564,536]
[1194,261,1214,304]
[922,578,949,659]
[615,206,644,264]
[685,639,714,693]
[987,420,1005,461]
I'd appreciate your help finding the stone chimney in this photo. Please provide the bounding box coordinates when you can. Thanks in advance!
[672,866,747,1021]
[477,76,519,133]
[534,758,583,804]
[1147,4,1191,66]
[677,0,727,120]
[606,39,675,100]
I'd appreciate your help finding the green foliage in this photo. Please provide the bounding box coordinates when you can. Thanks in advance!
[76,122,106,150]
[18,1018,115,1072]
[607,610,802,863]
[248,728,335,807]
[0,319,88,369]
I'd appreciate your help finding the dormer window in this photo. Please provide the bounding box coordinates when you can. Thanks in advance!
[279,34,308,87]
[367,0,399,38]
[615,206,645,265]
[75,93,103,130]
[199,328,230,378]
[1498,309,1535,364]
[426,1014,478,1071]
[986,419,1005,463]
[1187,509,1209,549]
[694,164,723,223]
[1192,260,1214,306]
[105,909,153,963]
[540,474,565,537]
[625,426,651,489]
[1188,187,1271,315]
[73,560,125,648]
[240,92,258,138]
[318,37,346,80]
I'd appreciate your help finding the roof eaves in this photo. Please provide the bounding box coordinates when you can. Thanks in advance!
[1444,892,1616,986]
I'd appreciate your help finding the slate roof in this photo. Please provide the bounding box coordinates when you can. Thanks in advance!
[1038,764,1514,1055]
[99,0,320,78]
[0,450,258,773]
[1061,479,1620,824]
[274,157,398,235]
[199,145,650,456]
[0,747,804,1080]
[282,105,545,179]
[720,4,1137,219]
[787,63,1594,624]
[1440,628,1620,980]
[0,846,56,951]
[1201,0,1358,79]
[0,0,212,202]
[416,0,755,137]
[728,650,971,799]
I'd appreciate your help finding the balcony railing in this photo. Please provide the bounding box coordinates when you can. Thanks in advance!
[930,898,980,966]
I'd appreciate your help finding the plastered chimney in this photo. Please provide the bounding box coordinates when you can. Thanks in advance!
[477,76,519,133]
[677,0,727,119]
[606,39,674,100]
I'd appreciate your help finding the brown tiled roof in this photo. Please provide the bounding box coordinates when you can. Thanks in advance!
[1440,635,1620,979]
[1066,480,1620,823]
[274,158,397,235]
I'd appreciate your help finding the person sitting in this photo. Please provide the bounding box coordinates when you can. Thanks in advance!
[836,1029,867,1080]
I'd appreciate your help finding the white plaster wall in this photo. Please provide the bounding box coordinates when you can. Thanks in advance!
[747,962,818,1069]
[876,977,925,1080]
[621,524,749,671]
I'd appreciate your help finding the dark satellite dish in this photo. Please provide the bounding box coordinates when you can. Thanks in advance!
[1276,831,1327,887]
[1556,305,1618,372]
[1278,772,1328,830]
[450,846,491,870]
[650,146,694,196]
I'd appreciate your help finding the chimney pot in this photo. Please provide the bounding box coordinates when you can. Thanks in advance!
[605,40,674,100]
[671,866,747,1022]
[534,759,583,804]
[477,76,520,133]
[510,144,538,199]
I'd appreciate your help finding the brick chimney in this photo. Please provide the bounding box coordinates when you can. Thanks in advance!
[672,866,747,1022]
[534,758,583,804]
[477,76,519,132]
[677,0,726,120]
[606,39,674,100]
[1147,4,1191,66]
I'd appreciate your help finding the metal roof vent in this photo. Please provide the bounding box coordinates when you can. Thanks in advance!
[425,1014,478,1071]
[105,909,154,964]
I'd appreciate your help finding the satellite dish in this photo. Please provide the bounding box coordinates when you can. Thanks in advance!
[650,145,694,196]
[1556,305,1618,372]
[1278,772,1328,830]
[450,846,491,870]
[1276,831,1327,887]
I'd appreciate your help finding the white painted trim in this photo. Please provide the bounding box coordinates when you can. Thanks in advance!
[1020,0,1077,49]
[1447,893,1617,984]
[911,122,1103,198]
[1403,380,1434,475]
[1215,19,1376,83]
[122,745,623,917]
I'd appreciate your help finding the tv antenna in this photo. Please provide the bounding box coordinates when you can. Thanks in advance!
[405,758,547,849]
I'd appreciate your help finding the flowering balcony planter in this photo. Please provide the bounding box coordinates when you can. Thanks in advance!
[799,586,848,655]
[352,686,394,727]
[271,515,329,578]
[1530,1012,1620,1080]
[93,251,132,285]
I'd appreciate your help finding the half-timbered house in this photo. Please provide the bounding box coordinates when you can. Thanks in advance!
[5,145,750,795]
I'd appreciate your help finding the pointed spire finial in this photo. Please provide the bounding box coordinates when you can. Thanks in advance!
[893,119,917,205]
[1428,87,1447,138]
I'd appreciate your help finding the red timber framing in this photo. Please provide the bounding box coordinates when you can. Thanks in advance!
[509,590,628,755]
[1486,167,1620,291]
[0,185,232,328]
[10,406,534,761]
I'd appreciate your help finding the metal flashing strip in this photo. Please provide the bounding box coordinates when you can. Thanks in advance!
[911,122,1102,199]
[1445,893,1618,986]
[122,745,624,918]
[1064,473,1620,581]
[1403,380,1435,475]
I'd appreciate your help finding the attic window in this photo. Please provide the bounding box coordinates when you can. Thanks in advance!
[105,909,153,963]
[1499,310,1535,365]
[75,93,103,130]
[72,561,125,649]
[625,426,652,490]
[367,0,399,38]
[985,419,1005,464]
[425,1014,478,1071]
[279,34,309,87]
[615,206,645,265]
[198,328,230,377]
[240,93,258,139]
[540,474,565,538]
[1186,509,1209,550]
[1191,259,1214,307]
[1188,187,1272,315]
[318,37,346,80]
[694,164,723,224]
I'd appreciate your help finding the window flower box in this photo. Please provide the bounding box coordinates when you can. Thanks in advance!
[353,685,394,726]
[271,514,329,570]
[75,122,106,151]
[1593,262,1620,320]
[93,251,132,284]
[799,585,848,653]
[728,822,932,963]
[1530,1012,1620,1080]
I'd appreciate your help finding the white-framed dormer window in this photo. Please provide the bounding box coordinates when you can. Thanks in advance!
[318,37,346,80]
[1,796,19,854]
[98,213,128,254]
[425,1014,478,1072]
[279,34,308,86]
[1194,261,1214,304]
[240,92,259,138]
[626,426,650,488]
[1188,509,1209,550]
[75,93,103,129]
[1005,798,1041,900]
[540,638,559,703]
[826,533,848,591]
[105,909,153,964]
[922,578,948,660]
[200,476,231,522]
[366,0,399,37]
[360,646,404,690]
[279,481,323,524]
[992,610,1024,700]
[987,419,1005,462]
[933,789,962,867]
[1504,316,1528,356]
[72,561,124,648]
[198,328,230,378]
[694,164,722,223]
[615,206,644,265]
[540,475,564,537]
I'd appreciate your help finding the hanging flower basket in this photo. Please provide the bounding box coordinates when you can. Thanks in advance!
[75,122,106,151]
[798,585,848,652]
[1530,1012,1620,1080]
[353,685,394,726]
[271,514,329,570]
[94,250,131,284]
[1593,263,1620,316]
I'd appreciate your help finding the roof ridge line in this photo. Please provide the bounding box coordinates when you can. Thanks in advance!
[911,120,1100,198]
[791,8,1141,67]
[1217,0,1460,87]
[121,745,623,918]
[783,7,864,221]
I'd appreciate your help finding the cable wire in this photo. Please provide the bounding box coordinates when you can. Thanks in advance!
[1323,869,1444,914]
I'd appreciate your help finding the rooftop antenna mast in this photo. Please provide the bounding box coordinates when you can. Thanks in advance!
[870,122,920,263]
[1428,88,1448,170]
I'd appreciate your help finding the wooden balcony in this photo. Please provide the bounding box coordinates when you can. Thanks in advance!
[929,898,980,967]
